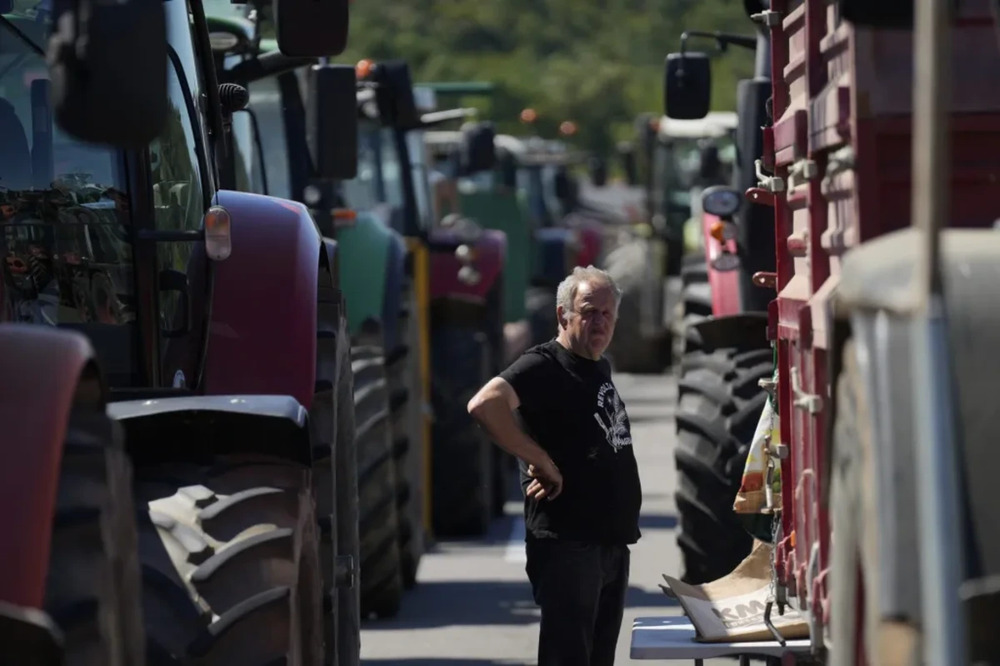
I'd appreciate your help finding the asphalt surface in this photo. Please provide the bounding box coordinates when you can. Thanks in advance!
[358,371,743,665]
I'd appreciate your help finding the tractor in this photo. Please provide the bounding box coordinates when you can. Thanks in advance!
[0,1,363,665]
[659,5,778,586]
[347,67,515,538]
[665,0,1000,663]
[204,11,422,620]
[631,112,739,365]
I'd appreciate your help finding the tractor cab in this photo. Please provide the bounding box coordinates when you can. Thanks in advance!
[649,112,737,264]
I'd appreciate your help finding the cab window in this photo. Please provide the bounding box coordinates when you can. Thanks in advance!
[0,7,139,385]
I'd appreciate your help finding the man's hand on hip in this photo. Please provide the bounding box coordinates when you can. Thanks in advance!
[526,459,563,500]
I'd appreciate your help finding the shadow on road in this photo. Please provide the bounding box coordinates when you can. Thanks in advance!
[639,512,678,530]
[362,579,539,630]
[363,579,676,631]
[361,657,524,666]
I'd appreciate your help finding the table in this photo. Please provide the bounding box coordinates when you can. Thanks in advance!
[630,615,811,665]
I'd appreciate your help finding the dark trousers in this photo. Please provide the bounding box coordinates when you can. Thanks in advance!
[525,538,630,666]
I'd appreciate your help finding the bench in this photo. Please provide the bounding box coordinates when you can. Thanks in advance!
[630,615,811,665]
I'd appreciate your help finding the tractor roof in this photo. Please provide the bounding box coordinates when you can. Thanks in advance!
[656,111,738,141]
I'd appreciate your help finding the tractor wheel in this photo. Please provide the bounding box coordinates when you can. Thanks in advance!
[672,255,712,363]
[674,344,771,584]
[430,324,493,537]
[525,286,557,347]
[315,284,360,666]
[352,322,404,619]
[385,282,425,589]
[485,281,512,518]
[136,456,324,665]
[604,238,671,374]
[333,306,361,666]
[45,409,145,666]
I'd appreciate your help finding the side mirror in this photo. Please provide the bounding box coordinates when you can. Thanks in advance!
[460,122,496,175]
[837,0,914,27]
[48,0,167,149]
[307,64,358,180]
[588,156,607,188]
[206,15,255,56]
[373,61,420,129]
[701,185,742,218]
[273,0,348,57]
[663,51,711,120]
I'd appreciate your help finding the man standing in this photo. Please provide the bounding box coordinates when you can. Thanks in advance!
[467,265,642,666]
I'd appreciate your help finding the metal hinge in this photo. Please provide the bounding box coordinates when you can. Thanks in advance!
[790,366,823,414]
[751,10,782,27]
[788,159,819,189]
[755,159,786,194]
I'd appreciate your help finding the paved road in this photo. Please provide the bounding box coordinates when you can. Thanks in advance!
[359,372,733,665]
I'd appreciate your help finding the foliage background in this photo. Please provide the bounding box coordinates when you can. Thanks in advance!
[334,0,756,156]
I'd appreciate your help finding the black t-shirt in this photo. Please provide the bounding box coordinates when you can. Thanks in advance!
[499,340,642,545]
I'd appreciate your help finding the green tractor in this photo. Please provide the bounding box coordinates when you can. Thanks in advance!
[348,65,516,537]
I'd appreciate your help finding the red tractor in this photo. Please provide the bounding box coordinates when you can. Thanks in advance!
[665,0,1000,663]
[0,0,363,665]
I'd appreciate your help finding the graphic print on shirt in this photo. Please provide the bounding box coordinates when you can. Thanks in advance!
[594,382,632,452]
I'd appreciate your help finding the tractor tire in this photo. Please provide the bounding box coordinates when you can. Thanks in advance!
[674,344,772,584]
[385,283,425,590]
[485,282,512,518]
[525,286,557,348]
[430,324,493,537]
[136,456,324,665]
[604,240,671,374]
[45,410,145,666]
[314,283,360,665]
[351,322,404,619]
[334,314,361,666]
[672,255,712,364]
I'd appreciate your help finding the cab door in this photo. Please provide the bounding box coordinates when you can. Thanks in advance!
[143,0,217,389]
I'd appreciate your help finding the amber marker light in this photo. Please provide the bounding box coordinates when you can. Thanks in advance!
[204,206,232,261]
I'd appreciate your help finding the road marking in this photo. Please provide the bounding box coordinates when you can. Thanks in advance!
[504,514,527,563]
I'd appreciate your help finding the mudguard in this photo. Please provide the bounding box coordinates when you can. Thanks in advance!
[381,232,407,351]
[429,228,506,303]
[826,227,1000,629]
[458,190,530,323]
[202,190,319,410]
[108,394,311,467]
[701,212,742,317]
[0,602,63,666]
[0,325,98,608]
[687,312,768,353]
[336,207,394,337]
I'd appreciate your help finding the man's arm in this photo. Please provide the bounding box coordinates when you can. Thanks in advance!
[467,377,563,498]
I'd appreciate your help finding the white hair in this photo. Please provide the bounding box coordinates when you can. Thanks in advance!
[556,265,622,314]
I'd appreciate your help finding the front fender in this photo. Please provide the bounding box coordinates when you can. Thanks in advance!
[688,312,768,353]
[336,209,393,338]
[701,212,741,317]
[429,228,507,303]
[203,190,319,409]
[533,227,573,287]
[0,325,100,608]
[108,394,311,467]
